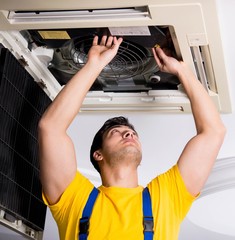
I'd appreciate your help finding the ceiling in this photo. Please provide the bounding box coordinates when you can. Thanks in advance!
[1,0,235,239]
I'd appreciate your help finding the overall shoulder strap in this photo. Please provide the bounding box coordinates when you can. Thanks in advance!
[79,187,153,240]
[142,187,154,240]
[78,187,99,240]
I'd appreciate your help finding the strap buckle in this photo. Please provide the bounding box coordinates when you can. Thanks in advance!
[79,217,90,235]
[143,216,154,232]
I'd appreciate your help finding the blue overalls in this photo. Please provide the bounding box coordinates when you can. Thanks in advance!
[79,187,154,240]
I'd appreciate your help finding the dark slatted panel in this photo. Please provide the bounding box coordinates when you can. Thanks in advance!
[0,48,51,231]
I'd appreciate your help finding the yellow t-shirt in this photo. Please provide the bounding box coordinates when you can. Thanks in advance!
[43,165,196,240]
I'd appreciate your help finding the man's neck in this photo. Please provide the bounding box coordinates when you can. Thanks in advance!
[100,166,138,188]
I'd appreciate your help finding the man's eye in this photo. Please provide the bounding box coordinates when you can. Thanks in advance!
[111,129,118,134]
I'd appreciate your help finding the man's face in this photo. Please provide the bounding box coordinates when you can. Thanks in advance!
[99,125,142,168]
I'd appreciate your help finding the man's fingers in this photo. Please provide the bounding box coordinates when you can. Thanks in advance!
[100,35,108,46]
[152,47,162,68]
[106,36,114,48]
[116,37,123,46]
[111,37,123,50]
[93,35,123,50]
[92,36,99,46]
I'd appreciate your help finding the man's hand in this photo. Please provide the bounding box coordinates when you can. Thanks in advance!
[152,47,184,77]
[87,35,123,68]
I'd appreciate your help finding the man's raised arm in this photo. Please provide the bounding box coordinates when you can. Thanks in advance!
[152,47,226,196]
[38,36,123,204]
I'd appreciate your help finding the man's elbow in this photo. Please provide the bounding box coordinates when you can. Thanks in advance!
[38,115,55,136]
[202,122,226,147]
[38,115,48,132]
[212,122,226,144]
[38,114,68,138]
[217,122,226,138]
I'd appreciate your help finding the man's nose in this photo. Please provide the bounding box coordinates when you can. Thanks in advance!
[123,131,133,138]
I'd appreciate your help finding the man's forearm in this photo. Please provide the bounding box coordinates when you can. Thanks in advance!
[176,64,225,134]
[39,61,103,132]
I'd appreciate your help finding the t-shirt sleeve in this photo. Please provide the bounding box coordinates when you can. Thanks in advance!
[147,164,198,221]
[42,171,94,226]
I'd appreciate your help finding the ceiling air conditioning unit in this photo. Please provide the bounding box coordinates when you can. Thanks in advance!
[0,0,232,113]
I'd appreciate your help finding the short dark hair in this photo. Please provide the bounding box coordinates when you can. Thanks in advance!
[90,116,136,173]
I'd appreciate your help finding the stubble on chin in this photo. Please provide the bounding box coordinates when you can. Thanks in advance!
[109,146,142,168]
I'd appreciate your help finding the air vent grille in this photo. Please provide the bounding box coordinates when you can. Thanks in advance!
[0,48,51,233]
[8,7,150,22]
[68,37,156,80]
[191,46,217,93]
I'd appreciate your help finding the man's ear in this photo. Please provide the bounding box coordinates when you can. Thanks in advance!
[93,150,103,161]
